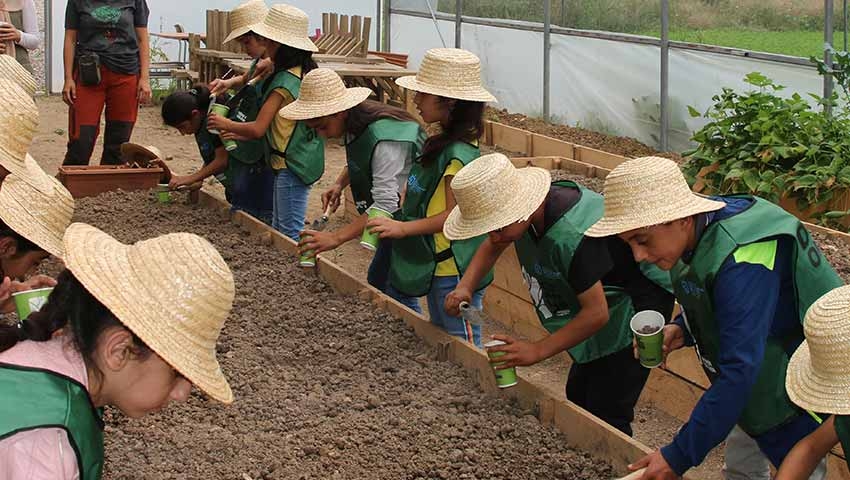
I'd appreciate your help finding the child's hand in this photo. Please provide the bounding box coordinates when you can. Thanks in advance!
[206,113,229,132]
[366,217,407,239]
[221,131,249,142]
[298,229,341,255]
[169,175,196,190]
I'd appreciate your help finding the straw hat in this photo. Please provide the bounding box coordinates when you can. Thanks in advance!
[0,55,38,97]
[584,156,726,238]
[223,0,269,44]
[279,68,372,121]
[0,79,43,186]
[396,48,496,103]
[443,153,550,240]
[0,174,74,258]
[786,285,850,414]
[120,143,163,167]
[248,4,317,53]
[63,223,236,404]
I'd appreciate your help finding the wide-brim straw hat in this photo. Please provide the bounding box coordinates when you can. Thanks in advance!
[120,143,163,167]
[443,153,550,240]
[63,223,236,404]
[0,54,38,97]
[0,79,39,183]
[248,4,317,53]
[223,0,269,44]
[279,68,372,121]
[585,156,726,238]
[21,154,56,195]
[0,174,74,258]
[786,285,850,415]
[396,48,496,103]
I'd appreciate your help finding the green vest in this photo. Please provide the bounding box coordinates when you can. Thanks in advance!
[389,141,493,296]
[671,196,843,436]
[344,118,425,214]
[195,116,231,189]
[227,58,264,166]
[261,69,325,185]
[515,182,655,364]
[0,364,104,480]
[835,416,850,470]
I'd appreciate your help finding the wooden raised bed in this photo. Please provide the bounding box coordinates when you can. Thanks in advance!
[58,165,164,199]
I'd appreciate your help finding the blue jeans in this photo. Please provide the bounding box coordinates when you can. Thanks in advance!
[272,168,310,240]
[230,163,274,225]
[368,238,422,313]
[427,275,484,347]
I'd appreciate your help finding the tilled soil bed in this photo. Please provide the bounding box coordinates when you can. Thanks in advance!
[71,190,615,480]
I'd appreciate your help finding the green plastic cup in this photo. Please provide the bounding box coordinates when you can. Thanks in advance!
[222,136,238,151]
[12,287,53,321]
[156,184,172,204]
[207,103,230,134]
[360,206,393,251]
[484,340,518,388]
[299,233,316,268]
[631,310,666,368]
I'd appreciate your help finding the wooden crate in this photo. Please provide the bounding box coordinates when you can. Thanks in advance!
[58,165,164,198]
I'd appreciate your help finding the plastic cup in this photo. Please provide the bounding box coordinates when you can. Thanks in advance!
[360,206,393,251]
[207,104,230,134]
[630,310,666,368]
[12,287,53,321]
[484,340,518,388]
[222,136,238,151]
[298,233,316,268]
[156,184,172,204]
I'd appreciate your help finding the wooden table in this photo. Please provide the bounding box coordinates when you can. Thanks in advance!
[225,58,418,111]
[194,49,251,84]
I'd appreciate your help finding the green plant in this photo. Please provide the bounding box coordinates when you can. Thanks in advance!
[683,72,850,227]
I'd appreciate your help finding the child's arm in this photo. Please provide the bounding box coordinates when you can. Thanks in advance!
[775,417,837,480]
[169,146,228,189]
[206,90,285,140]
[367,174,456,238]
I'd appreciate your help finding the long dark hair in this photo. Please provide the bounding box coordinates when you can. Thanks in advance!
[0,270,150,366]
[161,85,212,127]
[345,99,418,138]
[262,43,318,93]
[420,99,485,166]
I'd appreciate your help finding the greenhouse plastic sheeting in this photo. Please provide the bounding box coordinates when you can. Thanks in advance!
[389,10,824,152]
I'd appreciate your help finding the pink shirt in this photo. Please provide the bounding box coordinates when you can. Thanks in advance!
[0,338,90,480]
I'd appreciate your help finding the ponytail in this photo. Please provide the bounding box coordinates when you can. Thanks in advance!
[262,43,317,94]
[420,99,485,166]
[161,84,212,127]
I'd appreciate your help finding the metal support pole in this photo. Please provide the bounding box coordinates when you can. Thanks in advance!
[543,0,552,121]
[826,0,835,116]
[560,0,567,27]
[45,0,52,92]
[844,0,847,52]
[386,0,392,53]
[455,0,463,48]
[376,0,382,52]
[660,0,670,151]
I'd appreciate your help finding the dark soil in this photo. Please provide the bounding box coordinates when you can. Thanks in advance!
[813,232,850,283]
[486,107,685,163]
[70,189,614,480]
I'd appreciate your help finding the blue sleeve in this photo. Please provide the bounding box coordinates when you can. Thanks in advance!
[672,313,695,347]
[661,253,780,475]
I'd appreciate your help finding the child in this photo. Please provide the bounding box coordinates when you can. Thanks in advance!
[443,153,674,435]
[206,4,324,240]
[162,85,274,224]
[586,157,841,480]
[0,222,236,479]
[366,48,497,345]
[281,68,424,312]
[209,0,269,98]
[776,285,850,479]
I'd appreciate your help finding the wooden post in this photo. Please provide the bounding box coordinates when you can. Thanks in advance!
[361,17,372,56]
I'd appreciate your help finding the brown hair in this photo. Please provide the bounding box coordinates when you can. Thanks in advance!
[420,99,485,166]
[344,99,418,138]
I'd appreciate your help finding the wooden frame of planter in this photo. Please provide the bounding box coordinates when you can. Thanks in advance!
[58,165,165,199]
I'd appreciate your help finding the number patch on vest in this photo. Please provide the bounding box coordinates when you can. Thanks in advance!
[796,224,822,268]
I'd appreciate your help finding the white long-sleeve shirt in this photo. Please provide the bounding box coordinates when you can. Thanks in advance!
[8,0,41,51]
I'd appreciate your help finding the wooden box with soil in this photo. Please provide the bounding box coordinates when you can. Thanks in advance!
[58,165,166,198]
[69,189,650,479]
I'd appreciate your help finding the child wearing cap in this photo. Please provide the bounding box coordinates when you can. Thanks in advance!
[281,68,425,313]
[0,223,236,479]
[585,157,841,480]
[206,4,325,240]
[776,285,850,479]
[443,153,674,436]
[161,85,274,224]
[364,48,498,346]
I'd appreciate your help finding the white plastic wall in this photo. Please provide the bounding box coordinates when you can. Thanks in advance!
[48,0,380,93]
[388,9,824,152]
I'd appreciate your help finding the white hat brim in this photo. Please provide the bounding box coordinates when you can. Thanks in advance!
[396,75,496,103]
[585,195,726,238]
[786,341,850,415]
[63,223,234,404]
[250,23,318,53]
[443,166,551,240]
[280,87,372,121]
